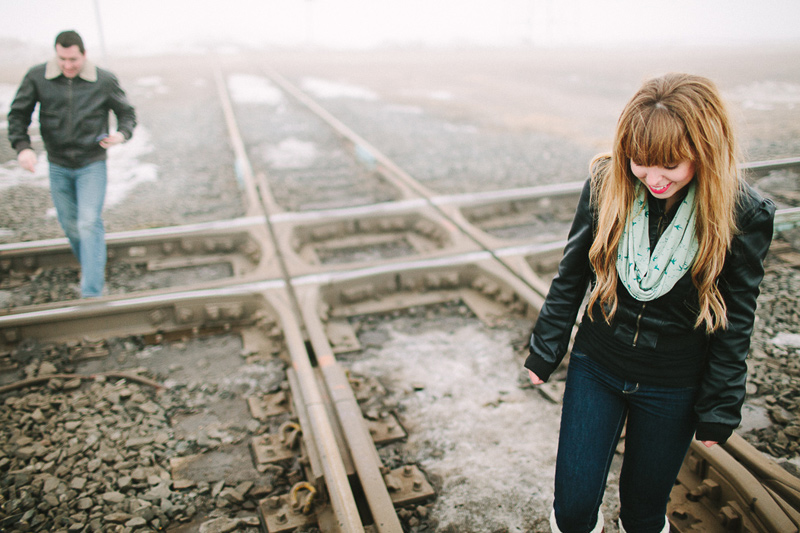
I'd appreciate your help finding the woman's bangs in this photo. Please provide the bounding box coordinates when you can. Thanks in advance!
[624,110,692,167]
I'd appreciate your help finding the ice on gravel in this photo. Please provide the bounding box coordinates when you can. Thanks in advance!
[227,73,283,105]
[264,137,319,169]
[301,77,379,100]
[349,317,563,531]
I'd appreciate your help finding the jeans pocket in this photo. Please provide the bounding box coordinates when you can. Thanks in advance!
[569,348,587,359]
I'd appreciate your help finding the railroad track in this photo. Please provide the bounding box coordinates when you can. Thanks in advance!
[1,60,799,532]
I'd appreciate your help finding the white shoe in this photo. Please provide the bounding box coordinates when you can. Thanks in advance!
[550,509,604,533]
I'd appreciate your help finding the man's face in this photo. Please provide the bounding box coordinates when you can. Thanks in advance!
[55,44,86,78]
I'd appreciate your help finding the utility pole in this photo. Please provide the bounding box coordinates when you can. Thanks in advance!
[306,0,315,47]
[92,0,108,64]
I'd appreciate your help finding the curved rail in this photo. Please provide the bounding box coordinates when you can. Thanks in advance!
[0,60,799,533]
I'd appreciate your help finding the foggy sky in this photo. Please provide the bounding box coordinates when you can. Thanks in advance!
[1,0,800,55]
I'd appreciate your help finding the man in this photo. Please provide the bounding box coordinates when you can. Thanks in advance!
[8,30,136,298]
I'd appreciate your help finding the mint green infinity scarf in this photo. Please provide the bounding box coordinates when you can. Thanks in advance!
[616,182,698,301]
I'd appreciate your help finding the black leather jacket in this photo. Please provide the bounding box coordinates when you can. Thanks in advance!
[525,177,775,443]
[8,59,136,169]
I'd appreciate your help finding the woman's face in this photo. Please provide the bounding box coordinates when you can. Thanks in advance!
[630,159,696,209]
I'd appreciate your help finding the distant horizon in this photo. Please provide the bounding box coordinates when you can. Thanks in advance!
[1,35,799,64]
[2,0,800,58]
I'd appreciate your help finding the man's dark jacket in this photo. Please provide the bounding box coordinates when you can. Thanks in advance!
[8,59,136,169]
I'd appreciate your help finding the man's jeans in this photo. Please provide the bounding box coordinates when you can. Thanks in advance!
[552,350,697,533]
[49,161,107,298]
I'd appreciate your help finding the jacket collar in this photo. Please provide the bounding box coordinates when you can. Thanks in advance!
[45,58,98,82]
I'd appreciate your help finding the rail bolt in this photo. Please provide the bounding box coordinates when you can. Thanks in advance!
[685,455,703,475]
[148,309,167,326]
[266,496,282,510]
[670,509,689,520]
[687,479,720,502]
[176,307,194,323]
[128,246,147,258]
[718,505,741,529]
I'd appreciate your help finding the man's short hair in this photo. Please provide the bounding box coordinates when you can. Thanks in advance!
[55,31,85,54]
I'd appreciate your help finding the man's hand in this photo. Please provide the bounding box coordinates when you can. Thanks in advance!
[99,131,125,149]
[17,148,37,172]
[528,370,544,385]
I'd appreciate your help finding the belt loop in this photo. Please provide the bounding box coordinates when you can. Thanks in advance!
[622,382,640,395]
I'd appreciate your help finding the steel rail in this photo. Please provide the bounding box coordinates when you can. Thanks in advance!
[298,284,404,533]
[268,290,366,533]
[212,65,269,218]
[674,440,799,533]
[741,156,800,177]
[213,64,373,532]
[215,62,406,532]
[251,74,800,530]
[723,433,800,512]
[262,68,556,303]
[2,58,799,533]
[263,68,435,202]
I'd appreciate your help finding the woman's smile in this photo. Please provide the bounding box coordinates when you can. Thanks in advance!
[648,182,671,194]
[630,159,696,209]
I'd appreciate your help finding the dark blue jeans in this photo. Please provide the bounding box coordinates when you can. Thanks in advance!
[553,350,697,533]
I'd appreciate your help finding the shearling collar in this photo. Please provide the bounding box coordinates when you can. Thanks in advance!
[45,57,98,82]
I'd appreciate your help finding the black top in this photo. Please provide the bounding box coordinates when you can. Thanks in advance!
[574,190,708,388]
[525,177,776,443]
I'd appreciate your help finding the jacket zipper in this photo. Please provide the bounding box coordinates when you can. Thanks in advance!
[632,302,646,347]
[67,78,74,140]
[633,200,662,348]
[656,212,669,240]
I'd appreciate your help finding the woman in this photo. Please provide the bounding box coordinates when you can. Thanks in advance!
[525,73,775,533]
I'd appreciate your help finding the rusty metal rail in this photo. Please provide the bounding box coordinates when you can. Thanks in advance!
[1,60,799,533]
[670,437,800,532]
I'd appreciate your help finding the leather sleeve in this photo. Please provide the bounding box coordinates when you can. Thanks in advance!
[694,187,776,444]
[525,178,594,381]
[104,71,137,141]
[7,67,39,153]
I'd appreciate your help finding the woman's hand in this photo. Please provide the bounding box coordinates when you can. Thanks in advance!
[701,440,718,448]
[528,370,544,385]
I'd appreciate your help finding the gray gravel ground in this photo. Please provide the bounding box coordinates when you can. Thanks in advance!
[1,43,799,532]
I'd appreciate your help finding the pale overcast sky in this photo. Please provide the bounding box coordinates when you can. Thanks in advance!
[1,0,800,55]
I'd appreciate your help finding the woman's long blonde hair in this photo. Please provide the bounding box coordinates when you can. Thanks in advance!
[586,73,740,333]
